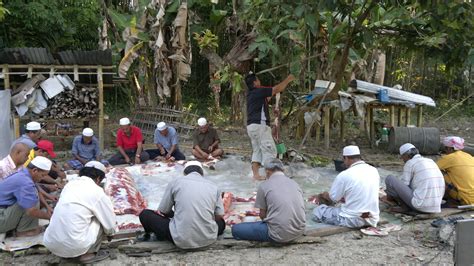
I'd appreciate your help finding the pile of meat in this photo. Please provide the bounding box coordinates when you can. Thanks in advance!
[222,192,261,226]
[105,168,147,215]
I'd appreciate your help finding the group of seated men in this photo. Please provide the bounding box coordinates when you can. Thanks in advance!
[0,118,473,262]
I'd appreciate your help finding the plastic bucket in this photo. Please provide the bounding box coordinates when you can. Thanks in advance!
[276,143,287,154]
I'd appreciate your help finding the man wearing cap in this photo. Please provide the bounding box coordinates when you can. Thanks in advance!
[11,121,42,149]
[437,136,474,205]
[0,143,30,180]
[245,73,295,179]
[108,118,150,165]
[312,146,380,228]
[192,118,223,161]
[44,161,117,264]
[146,122,185,161]
[0,156,52,237]
[138,161,225,249]
[64,128,104,170]
[232,158,305,242]
[385,143,445,213]
[24,140,65,182]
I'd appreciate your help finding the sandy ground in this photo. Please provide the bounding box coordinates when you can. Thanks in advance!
[2,115,472,264]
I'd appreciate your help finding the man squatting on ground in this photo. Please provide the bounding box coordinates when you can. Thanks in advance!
[245,72,295,179]
[139,161,225,249]
[146,122,186,161]
[437,136,474,206]
[192,117,224,160]
[232,158,306,242]
[108,118,150,165]
[385,143,445,214]
[312,146,380,228]
[0,156,52,237]
[44,161,117,264]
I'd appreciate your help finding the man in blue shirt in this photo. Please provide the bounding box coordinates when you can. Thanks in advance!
[0,156,52,237]
[10,121,42,149]
[146,122,186,161]
[64,128,105,170]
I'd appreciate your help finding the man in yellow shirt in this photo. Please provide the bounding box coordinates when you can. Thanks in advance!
[437,136,474,205]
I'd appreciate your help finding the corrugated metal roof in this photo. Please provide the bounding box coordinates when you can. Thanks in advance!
[0,48,112,66]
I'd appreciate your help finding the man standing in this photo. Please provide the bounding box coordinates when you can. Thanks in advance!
[0,156,52,237]
[437,136,474,205]
[108,118,150,165]
[138,161,225,249]
[192,118,223,160]
[65,128,104,170]
[0,143,30,180]
[232,158,305,242]
[385,143,445,213]
[11,121,42,149]
[146,122,185,161]
[44,161,117,264]
[245,73,295,179]
[312,146,380,228]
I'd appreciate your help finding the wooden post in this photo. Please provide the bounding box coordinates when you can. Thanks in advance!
[389,105,395,127]
[369,107,375,148]
[417,105,423,127]
[3,65,9,89]
[27,65,33,78]
[315,122,320,144]
[405,108,411,126]
[3,65,19,138]
[324,106,330,149]
[397,107,402,126]
[340,111,345,140]
[98,66,104,151]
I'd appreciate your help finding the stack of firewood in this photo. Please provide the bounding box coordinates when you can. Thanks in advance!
[44,87,98,119]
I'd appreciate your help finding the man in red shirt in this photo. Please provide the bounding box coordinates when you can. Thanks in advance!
[108,118,150,165]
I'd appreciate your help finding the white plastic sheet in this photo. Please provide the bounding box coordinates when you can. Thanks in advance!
[0,90,13,157]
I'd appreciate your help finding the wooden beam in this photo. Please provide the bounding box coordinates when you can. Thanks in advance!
[6,64,114,69]
[324,106,330,149]
[2,65,10,89]
[389,105,395,127]
[397,107,402,126]
[405,107,411,126]
[417,105,423,127]
[27,65,33,78]
[370,107,375,148]
[98,66,104,151]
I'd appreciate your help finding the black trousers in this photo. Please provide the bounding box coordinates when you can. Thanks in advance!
[138,209,225,243]
[108,149,150,165]
[145,148,186,161]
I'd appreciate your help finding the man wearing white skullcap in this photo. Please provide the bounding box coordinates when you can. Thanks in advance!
[139,161,225,249]
[437,136,474,205]
[65,128,107,170]
[10,121,42,150]
[44,161,117,263]
[145,121,186,161]
[312,145,381,228]
[0,156,52,237]
[385,143,444,213]
[191,117,223,160]
[108,118,150,165]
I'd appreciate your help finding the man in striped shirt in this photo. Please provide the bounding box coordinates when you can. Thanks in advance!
[385,143,445,213]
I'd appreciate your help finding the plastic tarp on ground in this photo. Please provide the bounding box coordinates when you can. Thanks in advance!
[0,90,13,157]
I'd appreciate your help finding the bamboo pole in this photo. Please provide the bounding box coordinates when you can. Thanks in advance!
[389,105,395,126]
[369,107,375,148]
[98,66,105,151]
[397,107,402,126]
[405,108,411,126]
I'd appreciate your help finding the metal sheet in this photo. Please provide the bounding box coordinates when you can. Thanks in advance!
[455,219,474,265]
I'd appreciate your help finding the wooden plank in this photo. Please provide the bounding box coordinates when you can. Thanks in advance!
[98,66,104,151]
[397,107,402,126]
[417,105,423,127]
[2,65,10,89]
[324,106,330,149]
[405,107,411,126]
[6,64,114,69]
[389,105,395,126]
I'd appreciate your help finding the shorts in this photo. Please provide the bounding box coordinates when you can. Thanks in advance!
[246,124,276,165]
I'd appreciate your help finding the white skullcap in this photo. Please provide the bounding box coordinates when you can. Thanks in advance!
[399,143,416,155]
[343,145,360,156]
[82,128,94,137]
[30,156,52,171]
[157,122,167,131]
[443,136,465,151]
[184,160,202,169]
[84,161,107,174]
[119,117,130,126]
[198,117,207,127]
[26,121,41,131]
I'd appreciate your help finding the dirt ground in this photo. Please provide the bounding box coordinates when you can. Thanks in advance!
[2,115,472,264]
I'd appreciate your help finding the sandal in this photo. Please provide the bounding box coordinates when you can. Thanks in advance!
[79,250,110,264]
[360,227,389,237]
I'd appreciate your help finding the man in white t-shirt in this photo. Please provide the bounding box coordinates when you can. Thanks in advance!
[385,143,445,213]
[312,146,380,228]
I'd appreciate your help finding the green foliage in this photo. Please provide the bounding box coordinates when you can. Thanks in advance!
[193,30,219,51]
[0,1,9,21]
[215,65,243,93]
